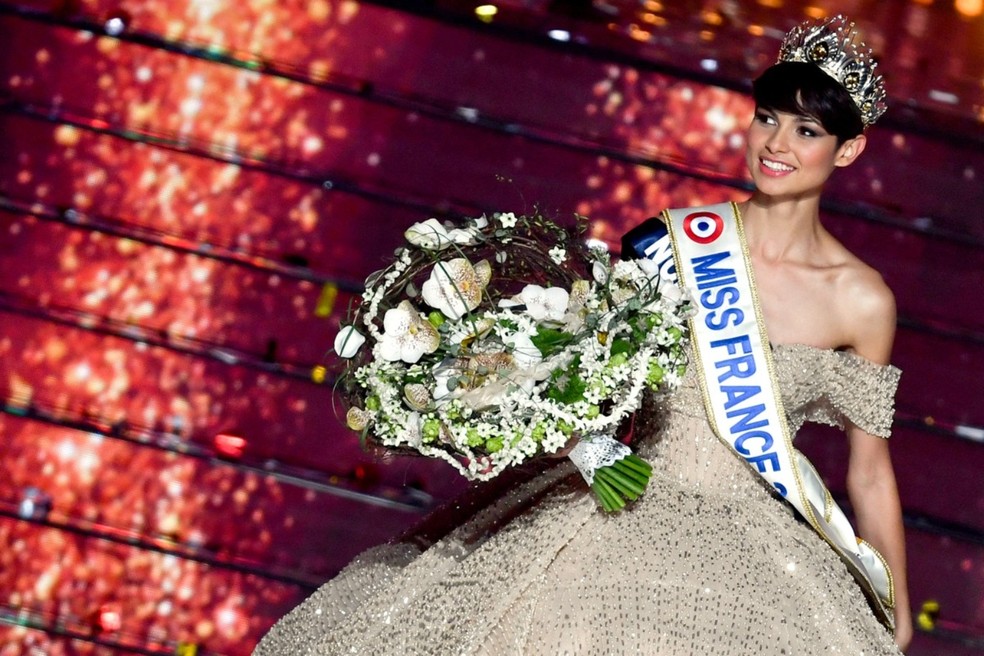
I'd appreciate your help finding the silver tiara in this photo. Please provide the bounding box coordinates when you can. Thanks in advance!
[777,15,887,126]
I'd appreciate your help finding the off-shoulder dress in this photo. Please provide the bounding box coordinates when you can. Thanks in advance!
[254,343,903,655]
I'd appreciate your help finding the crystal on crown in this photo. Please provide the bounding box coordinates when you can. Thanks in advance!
[778,15,887,126]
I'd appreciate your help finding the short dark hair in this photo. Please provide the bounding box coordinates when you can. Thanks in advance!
[752,61,864,143]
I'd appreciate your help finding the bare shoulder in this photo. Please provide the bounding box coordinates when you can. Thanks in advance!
[827,243,896,363]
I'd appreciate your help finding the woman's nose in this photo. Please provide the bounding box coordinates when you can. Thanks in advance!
[765,127,789,152]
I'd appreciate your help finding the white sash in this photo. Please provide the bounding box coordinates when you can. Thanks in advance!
[651,202,895,629]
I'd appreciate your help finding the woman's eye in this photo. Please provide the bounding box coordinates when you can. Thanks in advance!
[755,113,776,125]
[797,125,827,138]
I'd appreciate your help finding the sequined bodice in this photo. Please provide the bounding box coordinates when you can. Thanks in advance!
[638,343,901,494]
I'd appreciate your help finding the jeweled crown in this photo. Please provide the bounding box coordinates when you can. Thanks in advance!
[777,15,887,126]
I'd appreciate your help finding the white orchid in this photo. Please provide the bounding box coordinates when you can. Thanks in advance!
[378,300,440,363]
[614,259,655,285]
[501,284,569,323]
[449,228,481,244]
[333,325,366,358]
[448,317,495,346]
[403,383,432,411]
[422,258,491,320]
[405,412,423,448]
[503,330,543,369]
[405,218,450,250]
[405,218,479,251]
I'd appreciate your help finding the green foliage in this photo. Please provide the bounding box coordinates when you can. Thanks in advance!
[530,327,574,356]
[610,338,633,357]
[547,356,587,404]
[485,436,504,453]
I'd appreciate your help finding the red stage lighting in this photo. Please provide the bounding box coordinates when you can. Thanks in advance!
[213,433,247,458]
[97,603,123,633]
[352,462,379,488]
[104,9,131,36]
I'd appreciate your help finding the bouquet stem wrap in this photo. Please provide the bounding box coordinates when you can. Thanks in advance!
[569,436,653,512]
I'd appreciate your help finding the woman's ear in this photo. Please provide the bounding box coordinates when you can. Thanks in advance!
[834,133,867,168]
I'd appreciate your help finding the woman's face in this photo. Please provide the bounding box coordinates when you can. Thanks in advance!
[745,107,863,199]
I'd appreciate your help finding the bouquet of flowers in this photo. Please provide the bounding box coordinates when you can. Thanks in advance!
[333,211,691,512]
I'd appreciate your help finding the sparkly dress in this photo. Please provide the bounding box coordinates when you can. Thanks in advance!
[254,344,903,655]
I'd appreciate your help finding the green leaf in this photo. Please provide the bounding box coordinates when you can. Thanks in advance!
[499,318,519,331]
[530,328,573,356]
[546,365,587,404]
[610,338,633,357]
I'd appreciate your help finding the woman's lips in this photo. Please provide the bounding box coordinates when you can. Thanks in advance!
[759,157,795,177]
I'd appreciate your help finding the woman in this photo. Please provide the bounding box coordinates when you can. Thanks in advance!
[254,16,911,654]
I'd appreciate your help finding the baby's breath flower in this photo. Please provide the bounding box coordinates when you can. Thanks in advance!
[497,212,519,228]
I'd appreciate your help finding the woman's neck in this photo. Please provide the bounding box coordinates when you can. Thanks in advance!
[740,192,825,263]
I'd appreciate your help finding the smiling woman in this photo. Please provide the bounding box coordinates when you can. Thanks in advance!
[745,62,870,201]
[254,15,911,656]
[724,17,911,649]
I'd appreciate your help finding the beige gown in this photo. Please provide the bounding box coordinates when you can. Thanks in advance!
[254,343,903,655]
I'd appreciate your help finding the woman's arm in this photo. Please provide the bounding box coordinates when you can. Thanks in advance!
[847,423,911,650]
[843,274,912,651]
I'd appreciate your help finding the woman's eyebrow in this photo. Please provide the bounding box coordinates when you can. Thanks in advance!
[795,115,825,128]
